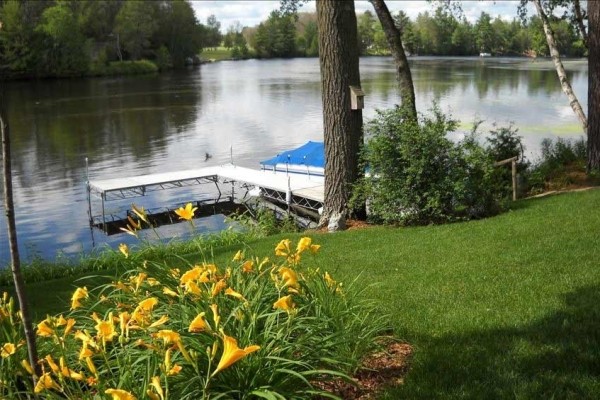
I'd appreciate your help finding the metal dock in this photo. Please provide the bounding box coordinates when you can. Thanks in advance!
[87,164,324,231]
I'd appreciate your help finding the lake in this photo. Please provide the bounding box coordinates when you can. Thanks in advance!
[0,56,588,265]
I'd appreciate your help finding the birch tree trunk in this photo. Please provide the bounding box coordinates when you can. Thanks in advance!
[369,0,417,120]
[1,104,40,378]
[532,0,588,132]
[588,0,600,171]
[316,0,363,231]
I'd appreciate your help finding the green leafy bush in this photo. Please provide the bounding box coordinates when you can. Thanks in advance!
[0,238,389,399]
[353,105,503,225]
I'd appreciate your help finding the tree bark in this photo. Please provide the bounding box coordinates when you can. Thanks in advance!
[368,0,417,120]
[1,104,41,378]
[572,0,588,48]
[532,0,588,132]
[588,0,600,171]
[316,0,363,231]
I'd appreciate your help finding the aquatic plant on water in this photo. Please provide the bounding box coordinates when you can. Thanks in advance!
[0,234,390,398]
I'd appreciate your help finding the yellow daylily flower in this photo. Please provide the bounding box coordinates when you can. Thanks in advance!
[225,287,246,301]
[92,313,117,343]
[275,239,291,257]
[139,297,159,311]
[188,313,210,333]
[162,287,179,297]
[324,272,336,287]
[1,343,16,358]
[232,250,244,262]
[185,280,202,296]
[174,203,197,221]
[118,243,129,258]
[21,359,34,375]
[310,244,321,253]
[147,391,160,400]
[279,267,299,289]
[44,354,60,373]
[64,318,76,337]
[273,295,295,312]
[79,343,94,360]
[241,260,254,273]
[59,357,85,381]
[180,267,202,285]
[168,364,182,376]
[119,311,131,336]
[85,356,97,375]
[296,237,312,253]
[210,304,220,327]
[149,315,169,328]
[155,330,181,346]
[105,388,136,400]
[34,372,62,394]
[70,287,88,310]
[211,279,227,297]
[131,204,149,224]
[119,216,141,237]
[149,376,164,400]
[37,319,54,337]
[211,334,260,376]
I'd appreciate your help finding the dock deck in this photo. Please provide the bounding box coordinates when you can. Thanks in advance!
[87,164,324,229]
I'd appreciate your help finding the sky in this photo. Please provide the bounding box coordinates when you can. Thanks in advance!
[190,1,532,33]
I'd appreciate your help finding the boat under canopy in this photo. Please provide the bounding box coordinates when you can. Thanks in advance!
[260,141,324,176]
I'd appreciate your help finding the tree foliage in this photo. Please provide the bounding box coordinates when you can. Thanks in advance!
[0,0,209,78]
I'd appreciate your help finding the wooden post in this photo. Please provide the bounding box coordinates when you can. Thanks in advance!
[494,156,519,201]
[512,159,517,201]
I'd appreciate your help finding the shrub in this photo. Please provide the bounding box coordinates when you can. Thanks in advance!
[353,105,503,225]
[485,122,528,198]
[89,60,159,76]
[0,237,389,399]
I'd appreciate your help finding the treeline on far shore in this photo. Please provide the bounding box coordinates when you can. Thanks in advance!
[0,1,587,80]
[0,0,221,80]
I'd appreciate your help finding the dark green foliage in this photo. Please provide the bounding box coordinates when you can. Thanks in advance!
[253,11,298,58]
[0,0,207,79]
[486,123,528,197]
[353,105,503,226]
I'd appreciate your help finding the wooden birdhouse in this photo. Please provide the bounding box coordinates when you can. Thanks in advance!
[350,86,365,110]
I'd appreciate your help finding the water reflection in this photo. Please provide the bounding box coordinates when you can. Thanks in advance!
[0,57,588,265]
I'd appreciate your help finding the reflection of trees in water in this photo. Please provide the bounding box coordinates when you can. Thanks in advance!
[407,58,585,100]
[5,72,201,189]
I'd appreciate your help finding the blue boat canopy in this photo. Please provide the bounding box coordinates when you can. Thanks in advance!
[260,141,324,168]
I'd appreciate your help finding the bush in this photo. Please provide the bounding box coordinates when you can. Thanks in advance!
[0,238,389,399]
[485,122,528,198]
[353,105,503,225]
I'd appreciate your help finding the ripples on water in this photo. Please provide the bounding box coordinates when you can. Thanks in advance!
[0,57,588,265]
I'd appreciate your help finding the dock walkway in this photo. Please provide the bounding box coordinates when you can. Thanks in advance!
[87,164,324,228]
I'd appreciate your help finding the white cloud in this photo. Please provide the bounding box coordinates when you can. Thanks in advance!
[191,0,531,32]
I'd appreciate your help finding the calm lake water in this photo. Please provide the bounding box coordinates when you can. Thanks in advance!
[0,56,588,265]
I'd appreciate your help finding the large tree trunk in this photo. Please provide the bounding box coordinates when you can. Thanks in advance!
[1,105,40,378]
[589,0,600,171]
[316,0,363,231]
[533,0,588,132]
[368,0,417,120]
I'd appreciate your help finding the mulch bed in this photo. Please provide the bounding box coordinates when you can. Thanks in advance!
[315,338,413,399]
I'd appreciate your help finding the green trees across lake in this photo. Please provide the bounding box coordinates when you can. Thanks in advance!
[0,0,221,79]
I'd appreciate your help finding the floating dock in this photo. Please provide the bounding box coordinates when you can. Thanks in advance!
[87,164,324,232]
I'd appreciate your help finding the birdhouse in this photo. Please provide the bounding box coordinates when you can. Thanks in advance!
[350,86,365,110]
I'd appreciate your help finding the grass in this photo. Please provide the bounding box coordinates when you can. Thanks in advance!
[6,189,600,398]
[200,47,234,62]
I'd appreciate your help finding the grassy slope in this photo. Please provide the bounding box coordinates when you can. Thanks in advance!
[14,189,600,398]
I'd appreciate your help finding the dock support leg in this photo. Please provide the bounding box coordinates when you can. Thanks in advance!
[101,194,106,233]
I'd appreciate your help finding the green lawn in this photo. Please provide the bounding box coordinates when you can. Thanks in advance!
[10,189,600,398]
[200,47,233,61]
